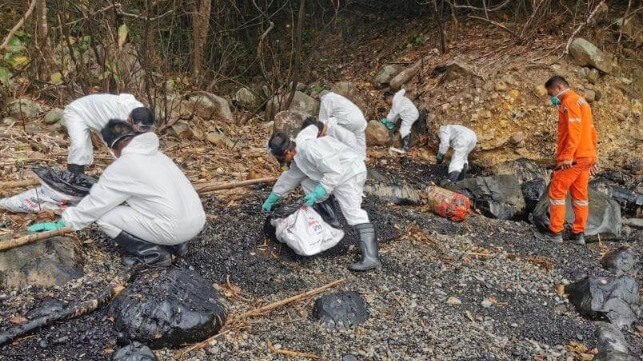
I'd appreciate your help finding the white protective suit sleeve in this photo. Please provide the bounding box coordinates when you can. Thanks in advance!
[272,163,307,197]
[62,166,130,230]
[296,125,344,194]
[438,126,452,155]
[386,89,404,123]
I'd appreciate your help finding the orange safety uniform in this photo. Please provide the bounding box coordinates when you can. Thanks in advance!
[548,89,598,234]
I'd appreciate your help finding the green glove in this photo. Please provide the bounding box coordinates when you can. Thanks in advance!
[303,184,328,206]
[28,220,66,232]
[436,152,445,164]
[262,192,280,212]
[380,118,395,130]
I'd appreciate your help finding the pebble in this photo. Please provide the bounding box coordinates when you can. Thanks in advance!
[481,299,493,308]
[446,296,462,305]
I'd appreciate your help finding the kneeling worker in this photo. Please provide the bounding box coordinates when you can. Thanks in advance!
[261,125,381,271]
[64,93,155,174]
[381,89,420,152]
[28,120,206,267]
[436,124,477,182]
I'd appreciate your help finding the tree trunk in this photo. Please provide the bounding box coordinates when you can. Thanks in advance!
[192,0,212,84]
[35,0,48,45]
[285,0,306,110]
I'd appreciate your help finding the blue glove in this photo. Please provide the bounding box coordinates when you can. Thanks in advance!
[380,118,395,130]
[28,219,66,232]
[436,152,445,164]
[262,192,280,212]
[303,184,328,207]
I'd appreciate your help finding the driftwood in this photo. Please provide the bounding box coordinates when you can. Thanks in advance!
[0,267,138,347]
[194,177,277,194]
[178,279,344,357]
[0,228,73,252]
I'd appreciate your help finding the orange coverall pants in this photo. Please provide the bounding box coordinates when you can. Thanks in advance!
[548,157,594,234]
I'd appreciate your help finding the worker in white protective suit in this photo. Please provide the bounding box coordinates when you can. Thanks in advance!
[318,92,367,158]
[261,125,381,271]
[27,120,206,267]
[436,124,477,183]
[381,89,420,152]
[63,93,155,174]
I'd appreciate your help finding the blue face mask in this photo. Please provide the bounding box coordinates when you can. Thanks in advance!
[550,96,561,106]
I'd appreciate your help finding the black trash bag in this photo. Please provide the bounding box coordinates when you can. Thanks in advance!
[312,291,369,327]
[451,175,525,220]
[112,342,157,361]
[594,322,636,361]
[521,178,547,215]
[565,276,640,329]
[530,187,622,241]
[591,178,642,217]
[32,166,96,197]
[109,268,227,349]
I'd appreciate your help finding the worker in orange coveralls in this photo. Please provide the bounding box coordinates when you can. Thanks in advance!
[534,75,599,245]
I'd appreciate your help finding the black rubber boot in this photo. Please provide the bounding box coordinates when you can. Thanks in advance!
[67,164,85,175]
[113,231,172,267]
[447,171,461,183]
[459,163,469,181]
[313,196,340,228]
[569,232,586,245]
[166,242,189,257]
[349,223,381,272]
[402,135,411,152]
[533,229,563,244]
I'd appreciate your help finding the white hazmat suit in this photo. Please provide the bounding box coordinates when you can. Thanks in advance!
[64,93,144,166]
[438,125,477,174]
[318,92,367,158]
[386,89,419,138]
[272,125,369,226]
[62,133,205,245]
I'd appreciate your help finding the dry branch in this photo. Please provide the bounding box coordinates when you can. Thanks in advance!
[178,279,344,357]
[194,177,277,194]
[0,0,37,51]
[564,1,606,55]
[0,228,73,252]
[0,268,137,347]
[267,338,319,359]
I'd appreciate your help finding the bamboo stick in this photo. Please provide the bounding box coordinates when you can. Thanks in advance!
[178,279,344,357]
[194,177,277,194]
[0,228,73,252]
[0,268,136,347]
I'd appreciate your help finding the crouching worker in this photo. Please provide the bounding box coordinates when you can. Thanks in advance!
[436,124,477,183]
[28,120,206,267]
[381,89,420,152]
[261,125,381,271]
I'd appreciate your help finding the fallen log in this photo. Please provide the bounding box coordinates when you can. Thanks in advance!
[0,228,73,252]
[0,267,138,347]
[178,279,344,357]
[194,177,277,194]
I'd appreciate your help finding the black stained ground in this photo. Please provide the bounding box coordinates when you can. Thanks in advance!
[0,160,641,360]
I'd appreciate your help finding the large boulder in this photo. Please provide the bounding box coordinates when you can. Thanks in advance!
[569,38,617,74]
[233,88,261,110]
[0,237,84,289]
[265,91,319,120]
[565,276,640,329]
[44,108,64,125]
[111,342,157,361]
[389,58,425,90]
[7,98,42,119]
[591,178,643,217]
[365,120,390,146]
[594,322,636,361]
[273,110,309,139]
[312,291,369,327]
[186,92,233,122]
[330,82,359,103]
[374,64,404,88]
[452,175,526,220]
[601,247,639,276]
[521,178,547,215]
[530,188,622,241]
[110,268,227,348]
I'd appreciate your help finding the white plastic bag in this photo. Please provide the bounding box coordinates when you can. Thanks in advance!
[0,183,81,213]
[270,206,344,256]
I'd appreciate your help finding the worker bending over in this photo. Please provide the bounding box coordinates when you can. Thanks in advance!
[535,76,598,245]
[28,120,205,267]
[64,93,154,174]
[262,125,381,271]
[318,92,367,158]
[436,124,477,183]
[381,89,420,152]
